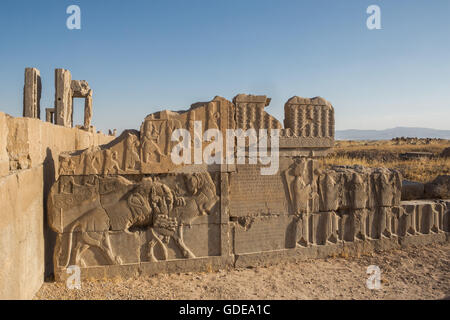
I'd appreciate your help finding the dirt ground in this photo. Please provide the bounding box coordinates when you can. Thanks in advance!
[35,242,450,300]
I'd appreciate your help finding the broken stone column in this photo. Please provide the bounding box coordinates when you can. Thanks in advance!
[84,91,93,129]
[54,69,73,127]
[23,68,41,119]
[71,80,93,130]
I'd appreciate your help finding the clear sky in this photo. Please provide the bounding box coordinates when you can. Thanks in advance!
[0,0,449,134]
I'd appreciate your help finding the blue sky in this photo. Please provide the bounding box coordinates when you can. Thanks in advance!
[0,0,449,134]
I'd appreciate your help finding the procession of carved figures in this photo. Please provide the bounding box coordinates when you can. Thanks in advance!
[51,158,447,269]
[57,98,232,176]
[48,93,449,274]
[281,160,446,248]
[49,172,220,268]
[57,94,337,176]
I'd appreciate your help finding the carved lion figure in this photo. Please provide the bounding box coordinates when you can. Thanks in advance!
[52,174,217,268]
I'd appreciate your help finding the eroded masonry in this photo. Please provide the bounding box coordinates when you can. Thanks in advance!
[46,92,449,281]
[1,68,117,299]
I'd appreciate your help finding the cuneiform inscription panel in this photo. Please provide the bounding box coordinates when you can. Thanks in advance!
[229,164,289,217]
[233,215,295,254]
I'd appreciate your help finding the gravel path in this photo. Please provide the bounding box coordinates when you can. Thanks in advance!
[35,242,450,300]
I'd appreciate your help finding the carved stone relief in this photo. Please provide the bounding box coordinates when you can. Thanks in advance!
[48,172,221,269]
[47,93,449,280]
[284,96,334,138]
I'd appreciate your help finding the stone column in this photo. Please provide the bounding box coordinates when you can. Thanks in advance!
[23,68,41,118]
[54,69,73,127]
[84,91,93,129]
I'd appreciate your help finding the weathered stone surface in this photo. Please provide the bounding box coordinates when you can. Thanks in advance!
[54,69,94,129]
[402,180,425,200]
[5,88,446,287]
[233,200,449,261]
[57,97,238,175]
[54,69,72,127]
[0,111,114,299]
[45,108,55,123]
[5,116,112,173]
[424,175,450,199]
[229,163,290,217]
[0,166,44,300]
[284,96,334,138]
[232,94,282,130]
[279,136,334,148]
[48,172,222,269]
[55,93,339,178]
[0,112,9,176]
[233,215,295,254]
[71,80,93,129]
[316,165,402,212]
[400,200,448,235]
[54,256,235,282]
[23,68,41,119]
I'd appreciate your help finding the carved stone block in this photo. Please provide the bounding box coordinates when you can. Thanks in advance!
[233,215,294,254]
[46,93,449,281]
[233,94,282,130]
[284,96,334,138]
[48,172,222,269]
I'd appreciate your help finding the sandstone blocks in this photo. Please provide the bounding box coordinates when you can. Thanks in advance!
[45,94,449,281]
[23,68,41,119]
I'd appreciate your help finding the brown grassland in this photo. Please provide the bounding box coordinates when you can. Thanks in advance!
[321,139,450,183]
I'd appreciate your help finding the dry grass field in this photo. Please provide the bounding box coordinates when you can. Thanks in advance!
[322,138,450,182]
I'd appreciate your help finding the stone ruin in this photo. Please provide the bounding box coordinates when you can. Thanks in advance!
[1,68,117,299]
[1,67,446,299]
[45,93,449,281]
[23,67,93,130]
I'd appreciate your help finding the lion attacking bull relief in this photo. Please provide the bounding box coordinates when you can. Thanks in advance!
[48,173,220,269]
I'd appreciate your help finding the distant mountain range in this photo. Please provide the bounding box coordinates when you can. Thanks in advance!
[335,127,450,140]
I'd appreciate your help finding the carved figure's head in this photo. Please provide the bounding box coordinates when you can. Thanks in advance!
[185,173,207,195]
[352,173,364,187]
[293,159,308,178]
[149,182,175,216]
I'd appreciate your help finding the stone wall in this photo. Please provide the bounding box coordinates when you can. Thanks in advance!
[0,112,113,299]
[45,95,450,282]
[0,113,9,176]
[0,166,44,300]
[2,91,448,298]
